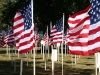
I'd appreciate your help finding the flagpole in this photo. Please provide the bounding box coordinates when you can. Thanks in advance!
[50,21,54,75]
[62,13,65,75]
[20,54,23,75]
[47,26,49,57]
[65,44,66,57]
[43,43,45,60]
[31,0,35,75]
[14,46,16,73]
[45,26,48,70]
[27,52,28,67]
[95,53,97,75]
[45,44,47,70]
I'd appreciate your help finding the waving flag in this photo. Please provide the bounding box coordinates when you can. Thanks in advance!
[34,25,40,43]
[67,0,100,56]
[0,30,2,43]
[50,18,63,45]
[4,28,15,47]
[0,30,5,47]
[42,30,49,44]
[67,5,91,56]
[64,30,68,45]
[35,31,40,43]
[13,1,35,54]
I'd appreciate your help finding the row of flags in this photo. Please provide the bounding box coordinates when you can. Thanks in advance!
[67,0,100,56]
[0,0,100,56]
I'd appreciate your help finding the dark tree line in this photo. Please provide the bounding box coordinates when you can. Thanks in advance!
[0,0,90,32]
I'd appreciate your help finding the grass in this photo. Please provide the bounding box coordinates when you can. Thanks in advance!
[0,48,96,75]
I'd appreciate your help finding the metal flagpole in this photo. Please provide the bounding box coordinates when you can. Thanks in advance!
[20,54,23,75]
[14,46,16,73]
[27,52,28,67]
[62,13,65,75]
[95,53,97,75]
[65,44,66,57]
[47,26,49,57]
[31,0,36,75]
[43,43,45,60]
[50,21,54,75]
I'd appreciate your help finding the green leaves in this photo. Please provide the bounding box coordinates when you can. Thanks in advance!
[0,0,90,31]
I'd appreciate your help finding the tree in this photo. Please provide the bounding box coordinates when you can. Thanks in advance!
[0,0,90,31]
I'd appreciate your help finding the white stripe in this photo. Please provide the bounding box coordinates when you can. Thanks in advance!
[69,46,88,51]
[69,13,89,21]
[14,18,24,26]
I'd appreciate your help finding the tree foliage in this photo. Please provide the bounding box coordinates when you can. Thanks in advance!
[0,0,90,31]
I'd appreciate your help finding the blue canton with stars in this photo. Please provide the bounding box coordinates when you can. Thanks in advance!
[55,18,63,32]
[20,2,32,30]
[88,0,100,25]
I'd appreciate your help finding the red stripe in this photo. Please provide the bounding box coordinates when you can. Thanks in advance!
[19,43,35,54]
[68,4,91,18]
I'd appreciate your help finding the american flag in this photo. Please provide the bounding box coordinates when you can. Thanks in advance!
[42,30,49,44]
[0,30,2,43]
[13,1,35,54]
[4,28,15,47]
[64,30,68,45]
[67,0,100,56]
[67,5,90,56]
[35,31,40,44]
[49,18,63,45]
[0,30,5,47]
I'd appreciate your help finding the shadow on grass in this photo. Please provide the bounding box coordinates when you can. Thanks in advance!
[0,60,95,75]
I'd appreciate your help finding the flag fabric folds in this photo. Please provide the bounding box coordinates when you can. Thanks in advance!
[49,18,63,45]
[67,5,90,56]
[0,30,2,43]
[35,31,40,44]
[64,30,68,45]
[0,30,4,47]
[13,1,35,54]
[42,30,49,44]
[34,25,40,44]
[67,0,100,56]
[4,28,15,47]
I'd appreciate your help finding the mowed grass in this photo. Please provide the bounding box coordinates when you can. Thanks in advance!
[0,48,96,75]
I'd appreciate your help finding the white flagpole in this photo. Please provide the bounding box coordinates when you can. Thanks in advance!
[12,47,14,65]
[44,26,48,70]
[20,54,23,75]
[47,26,49,57]
[14,46,16,73]
[52,49,54,75]
[31,0,36,75]
[33,47,36,75]
[61,13,65,75]
[43,44,45,60]
[65,44,66,57]
[45,44,47,70]
[27,52,28,67]
[50,21,54,75]
[9,46,11,60]
[6,45,8,55]
[57,46,59,61]
[95,53,97,75]
[41,43,42,55]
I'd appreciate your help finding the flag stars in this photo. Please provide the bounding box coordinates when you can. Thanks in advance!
[96,7,98,10]
[94,19,96,22]
[96,1,98,4]
[20,2,32,30]
[96,14,99,17]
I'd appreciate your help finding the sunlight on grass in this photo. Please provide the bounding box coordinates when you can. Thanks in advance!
[0,48,96,75]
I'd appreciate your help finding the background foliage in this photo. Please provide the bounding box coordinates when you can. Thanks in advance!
[0,0,90,32]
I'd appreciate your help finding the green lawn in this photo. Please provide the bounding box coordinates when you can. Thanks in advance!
[0,48,96,75]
